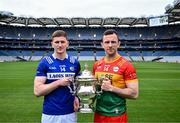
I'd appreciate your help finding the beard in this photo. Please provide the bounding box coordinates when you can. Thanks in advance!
[106,47,117,56]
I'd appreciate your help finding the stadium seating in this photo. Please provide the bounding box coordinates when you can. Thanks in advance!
[0,24,180,62]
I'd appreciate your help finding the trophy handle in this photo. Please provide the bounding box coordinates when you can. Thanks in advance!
[67,77,78,95]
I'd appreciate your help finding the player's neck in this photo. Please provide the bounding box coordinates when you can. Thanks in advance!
[105,53,120,62]
[54,52,67,60]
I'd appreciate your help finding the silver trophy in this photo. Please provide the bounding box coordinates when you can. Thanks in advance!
[75,63,99,113]
[68,63,103,113]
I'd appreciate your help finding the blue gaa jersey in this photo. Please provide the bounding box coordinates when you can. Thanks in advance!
[36,54,80,115]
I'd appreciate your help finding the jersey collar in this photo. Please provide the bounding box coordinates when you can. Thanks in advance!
[52,53,68,60]
[104,54,121,63]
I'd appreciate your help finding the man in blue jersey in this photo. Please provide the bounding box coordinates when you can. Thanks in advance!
[34,30,81,123]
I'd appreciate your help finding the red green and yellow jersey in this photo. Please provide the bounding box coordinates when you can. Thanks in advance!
[93,55,138,116]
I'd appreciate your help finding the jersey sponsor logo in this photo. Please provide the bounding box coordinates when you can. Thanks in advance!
[47,72,75,80]
[98,73,113,82]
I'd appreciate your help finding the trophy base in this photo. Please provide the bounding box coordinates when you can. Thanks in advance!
[80,108,93,113]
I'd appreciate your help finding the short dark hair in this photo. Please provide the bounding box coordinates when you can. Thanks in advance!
[103,29,120,41]
[51,30,67,40]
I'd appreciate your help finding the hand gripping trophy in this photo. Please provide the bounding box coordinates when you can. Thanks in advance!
[73,63,102,113]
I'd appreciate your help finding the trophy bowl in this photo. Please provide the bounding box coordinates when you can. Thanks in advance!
[75,64,97,113]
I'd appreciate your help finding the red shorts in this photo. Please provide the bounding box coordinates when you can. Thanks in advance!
[94,112,127,123]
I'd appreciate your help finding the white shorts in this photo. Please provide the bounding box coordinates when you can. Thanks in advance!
[41,112,77,123]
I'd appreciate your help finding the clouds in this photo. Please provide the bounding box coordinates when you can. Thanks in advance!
[0,0,174,18]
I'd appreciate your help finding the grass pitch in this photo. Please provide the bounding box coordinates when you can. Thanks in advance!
[0,61,180,122]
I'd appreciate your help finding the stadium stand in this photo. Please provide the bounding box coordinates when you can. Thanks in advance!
[0,0,180,62]
[0,24,179,62]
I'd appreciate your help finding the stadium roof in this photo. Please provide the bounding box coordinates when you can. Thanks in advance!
[165,0,180,23]
[0,0,180,27]
[0,16,149,27]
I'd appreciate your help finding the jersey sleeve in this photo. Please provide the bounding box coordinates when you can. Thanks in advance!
[124,63,138,83]
[36,60,47,77]
[75,61,81,77]
[93,60,99,77]
[92,63,96,76]
[93,58,103,76]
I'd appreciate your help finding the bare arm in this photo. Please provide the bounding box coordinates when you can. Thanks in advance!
[74,96,80,112]
[34,76,72,97]
[101,79,139,99]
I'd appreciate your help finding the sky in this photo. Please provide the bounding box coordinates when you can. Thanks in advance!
[0,0,174,18]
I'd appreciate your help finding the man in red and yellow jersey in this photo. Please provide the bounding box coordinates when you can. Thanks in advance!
[93,29,139,123]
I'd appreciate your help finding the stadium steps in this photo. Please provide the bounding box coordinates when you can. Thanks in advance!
[126,51,134,62]
[16,56,27,61]
[152,57,163,62]
[140,51,145,61]
[28,51,34,61]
